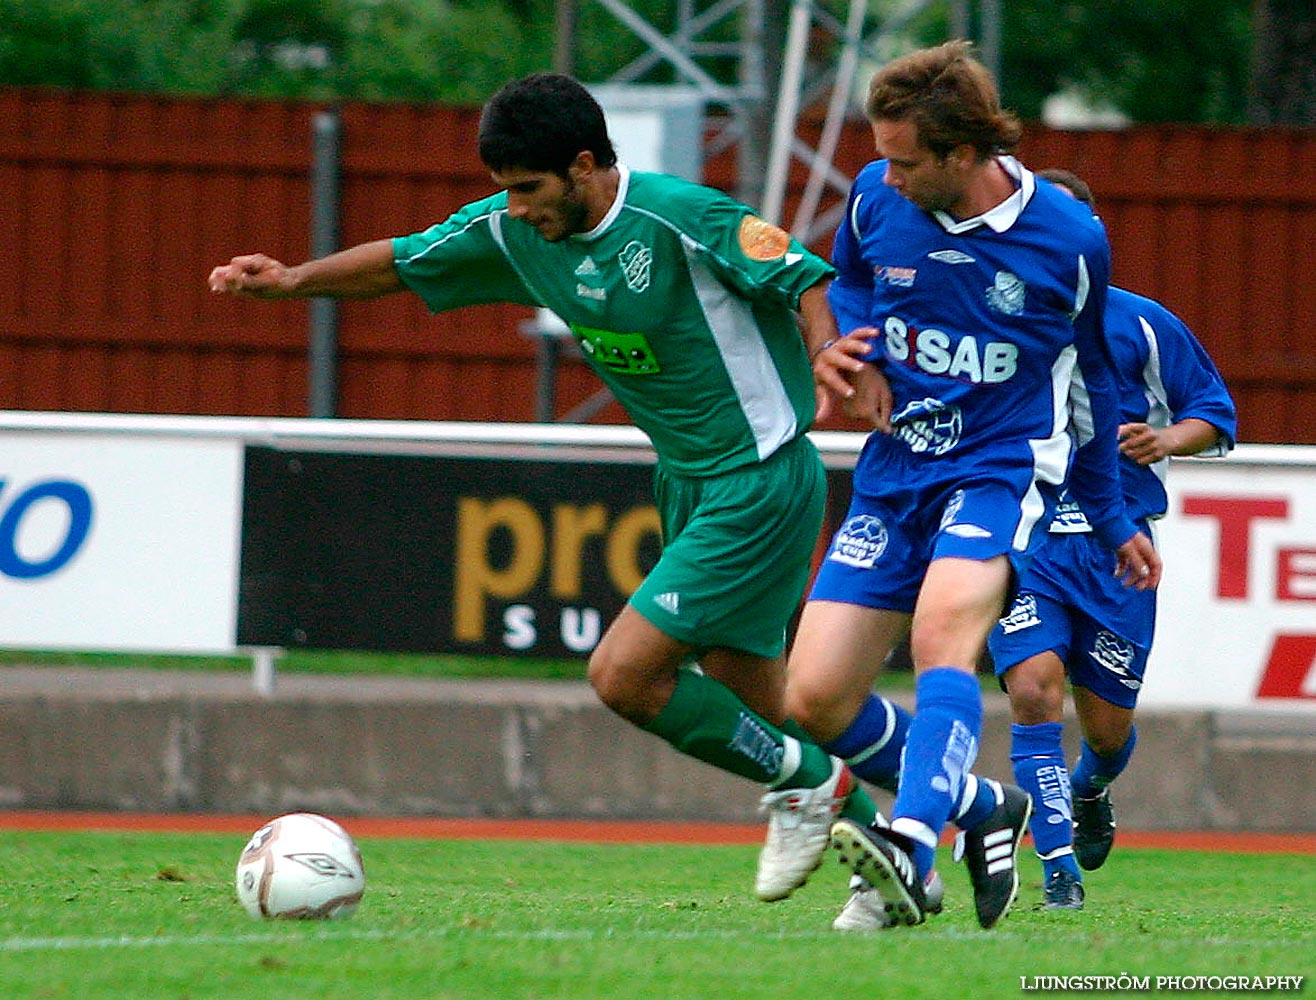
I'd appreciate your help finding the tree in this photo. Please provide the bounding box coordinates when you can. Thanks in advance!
[899,0,1255,124]
[1248,0,1316,124]
[0,0,1276,125]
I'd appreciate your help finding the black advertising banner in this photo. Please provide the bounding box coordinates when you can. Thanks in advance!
[237,447,662,656]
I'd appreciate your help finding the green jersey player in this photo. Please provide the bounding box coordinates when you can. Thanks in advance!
[209,72,891,905]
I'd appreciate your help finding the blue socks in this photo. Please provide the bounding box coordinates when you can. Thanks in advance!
[889,668,983,878]
[1011,722,1080,880]
[820,693,910,794]
[1071,727,1138,799]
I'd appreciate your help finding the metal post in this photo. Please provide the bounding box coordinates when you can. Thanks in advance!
[555,0,577,74]
[250,646,280,696]
[761,0,811,226]
[309,110,341,418]
[979,0,1002,85]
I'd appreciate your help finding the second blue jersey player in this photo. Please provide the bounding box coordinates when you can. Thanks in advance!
[989,168,1237,911]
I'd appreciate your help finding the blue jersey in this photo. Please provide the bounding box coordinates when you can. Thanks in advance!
[828,158,1138,551]
[1051,286,1238,531]
[990,287,1237,695]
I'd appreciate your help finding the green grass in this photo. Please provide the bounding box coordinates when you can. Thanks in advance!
[0,648,592,681]
[0,832,1309,999]
[0,648,944,691]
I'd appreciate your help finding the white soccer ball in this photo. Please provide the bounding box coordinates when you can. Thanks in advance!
[235,812,365,920]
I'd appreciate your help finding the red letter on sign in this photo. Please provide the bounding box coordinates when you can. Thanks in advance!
[1255,634,1316,699]
[1180,496,1289,599]
[1277,549,1316,601]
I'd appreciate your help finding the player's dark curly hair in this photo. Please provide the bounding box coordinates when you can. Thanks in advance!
[1036,168,1098,212]
[478,73,618,178]
[866,40,1022,162]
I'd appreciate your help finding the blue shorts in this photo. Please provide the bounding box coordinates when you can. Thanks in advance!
[809,464,1049,614]
[988,530,1157,709]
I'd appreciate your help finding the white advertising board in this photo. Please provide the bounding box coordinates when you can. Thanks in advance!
[0,414,1311,712]
[1145,450,1316,710]
[0,432,243,653]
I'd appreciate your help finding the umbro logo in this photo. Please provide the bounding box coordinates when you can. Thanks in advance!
[945,523,992,539]
[928,249,975,264]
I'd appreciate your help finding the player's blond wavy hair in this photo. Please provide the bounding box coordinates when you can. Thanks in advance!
[866,40,1022,162]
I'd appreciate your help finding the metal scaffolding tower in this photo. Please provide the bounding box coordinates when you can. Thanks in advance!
[540,0,1000,421]
[556,0,998,234]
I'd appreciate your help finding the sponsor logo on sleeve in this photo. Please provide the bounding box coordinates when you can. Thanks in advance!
[875,264,917,287]
[737,215,791,261]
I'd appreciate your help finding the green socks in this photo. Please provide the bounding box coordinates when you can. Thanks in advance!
[642,669,879,826]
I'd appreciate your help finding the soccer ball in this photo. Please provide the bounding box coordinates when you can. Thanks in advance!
[235,812,366,919]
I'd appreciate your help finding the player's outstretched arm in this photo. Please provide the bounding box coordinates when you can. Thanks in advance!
[208,239,403,300]
[1118,418,1222,466]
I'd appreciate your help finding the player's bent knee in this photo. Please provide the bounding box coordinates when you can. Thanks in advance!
[782,684,859,743]
[586,651,668,725]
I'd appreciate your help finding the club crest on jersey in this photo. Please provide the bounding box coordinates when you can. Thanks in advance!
[892,397,963,455]
[876,264,916,287]
[737,215,791,261]
[828,514,888,568]
[999,593,1041,634]
[1091,631,1140,688]
[986,270,1026,315]
[618,240,652,292]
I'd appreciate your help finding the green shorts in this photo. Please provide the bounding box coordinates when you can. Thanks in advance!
[631,434,826,658]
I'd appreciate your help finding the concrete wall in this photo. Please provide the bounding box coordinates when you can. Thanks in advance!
[0,667,1311,831]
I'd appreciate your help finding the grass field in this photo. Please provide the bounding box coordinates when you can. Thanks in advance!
[0,648,594,682]
[0,830,1309,999]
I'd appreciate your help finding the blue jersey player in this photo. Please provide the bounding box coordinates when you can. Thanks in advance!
[784,42,1161,932]
[989,168,1237,910]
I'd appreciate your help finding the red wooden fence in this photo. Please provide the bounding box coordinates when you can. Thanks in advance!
[2,88,1313,442]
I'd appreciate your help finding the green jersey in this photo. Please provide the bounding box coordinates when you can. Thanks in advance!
[392,167,833,477]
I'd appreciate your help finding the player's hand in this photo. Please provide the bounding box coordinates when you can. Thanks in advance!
[208,253,296,298]
[813,330,890,431]
[1114,531,1161,591]
[841,364,892,431]
[1118,422,1169,466]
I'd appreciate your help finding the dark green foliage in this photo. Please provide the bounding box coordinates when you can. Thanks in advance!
[0,0,1261,122]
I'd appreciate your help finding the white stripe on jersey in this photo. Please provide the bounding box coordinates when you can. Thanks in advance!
[1065,353,1096,448]
[1014,477,1048,551]
[485,210,548,302]
[1070,254,1091,321]
[400,209,501,265]
[682,239,798,460]
[1137,314,1174,490]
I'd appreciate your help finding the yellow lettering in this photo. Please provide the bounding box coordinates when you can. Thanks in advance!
[550,504,607,598]
[454,497,544,642]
